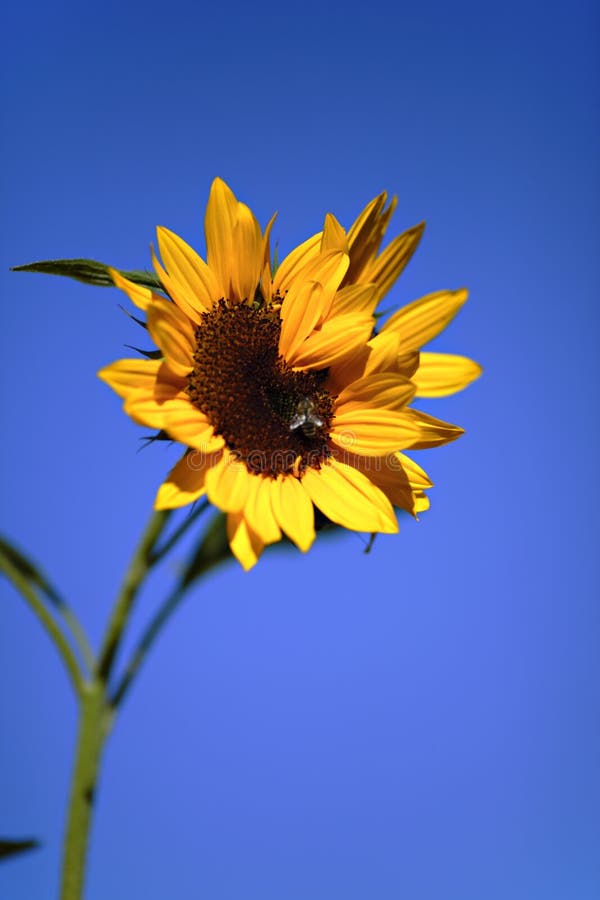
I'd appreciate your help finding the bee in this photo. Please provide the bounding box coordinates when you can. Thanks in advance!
[289,397,323,438]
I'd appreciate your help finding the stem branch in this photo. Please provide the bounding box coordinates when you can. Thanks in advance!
[110,586,186,708]
[150,499,208,565]
[0,535,94,673]
[96,509,171,683]
[0,553,83,697]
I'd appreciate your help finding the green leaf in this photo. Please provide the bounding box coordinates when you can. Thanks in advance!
[0,535,63,609]
[11,258,162,292]
[0,535,95,672]
[0,838,40,861]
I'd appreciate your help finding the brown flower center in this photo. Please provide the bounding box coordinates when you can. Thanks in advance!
[186,300,335,476]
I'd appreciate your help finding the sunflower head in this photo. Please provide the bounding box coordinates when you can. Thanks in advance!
[99,178,481,569]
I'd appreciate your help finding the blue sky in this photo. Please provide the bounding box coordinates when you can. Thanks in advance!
[1,1,599,898]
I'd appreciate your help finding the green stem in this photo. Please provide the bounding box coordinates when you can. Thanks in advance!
[59,505,225,896]
[59,607,95,675]
[150,499,208,565]
[59,508,171,898]
[96,508,171,683]
[112,511,232,709]
[0,553,83,697]
[59,682,109,900]
[110,585,186,708]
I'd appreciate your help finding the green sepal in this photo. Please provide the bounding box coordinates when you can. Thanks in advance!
[373,306,392,322]
[124,345,162,359]
[119,306,148,329]
[0,838,40,862]
[272,241,280,275]
[11,259,162,292]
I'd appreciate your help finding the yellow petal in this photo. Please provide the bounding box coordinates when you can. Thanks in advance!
[260,211,278,302]
[328,330,400,389]
[347,452,418,516]
[279,280,327,360]
[302,458,398,534]
[123,384,224,452]
[109,268,159,312]
[285,249,349,312]
[147,298,195,375]
[160,401,225,452]
[363,222,425,301]
[155,450,218,509]
[205,448,252,513]
[412,352,482,397]
[231,202,262,302]
[402,409,465,449]
[329,283,379,318]
[383,289,469,352]
[287,314,373,370]
[396,351,420,379]
[98,358,183,400]
[204,177,238,299]
[272,231,322,295]
[271,475,315,552]
[321,213,348,253]
[227,512,264,571]
[151,244,202,325]
[345,192,396,284]
[156,226,218,312]
[414,492,430,513]
[331,408,422,456]
[122,381,182,427]
[243,476,282,546]
[347,193,387,250]
[397,453,433,489]
[336,372,415,413]
[364,332,403,374]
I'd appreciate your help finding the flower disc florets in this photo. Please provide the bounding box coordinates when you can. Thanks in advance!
[186,299,335,476]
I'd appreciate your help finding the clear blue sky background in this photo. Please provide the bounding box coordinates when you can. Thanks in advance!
[1,1,598,898]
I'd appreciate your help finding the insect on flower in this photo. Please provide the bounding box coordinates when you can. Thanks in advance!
[288,396,325,438]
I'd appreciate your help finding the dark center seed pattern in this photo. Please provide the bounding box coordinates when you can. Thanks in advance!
[186,300,336,476]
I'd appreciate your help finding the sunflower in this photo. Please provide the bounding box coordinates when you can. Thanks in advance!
[98,179,480,570]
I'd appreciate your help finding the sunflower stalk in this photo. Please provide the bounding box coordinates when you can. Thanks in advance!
[57,505,232,899]
[60,683,108,900]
